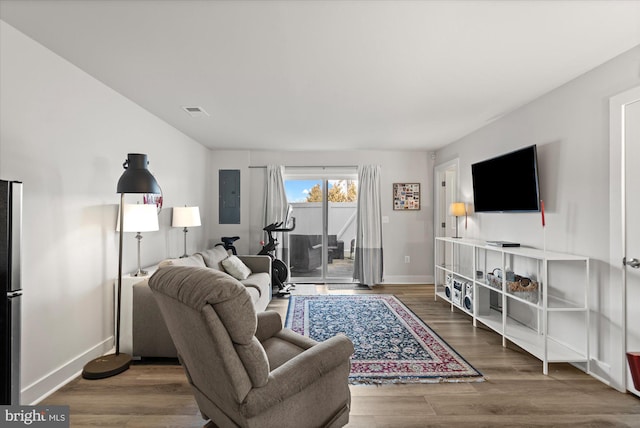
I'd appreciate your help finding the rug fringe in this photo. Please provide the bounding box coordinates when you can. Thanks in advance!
[349,376,485,385]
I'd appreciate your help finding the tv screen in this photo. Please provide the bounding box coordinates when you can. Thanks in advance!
[471,145,540,212]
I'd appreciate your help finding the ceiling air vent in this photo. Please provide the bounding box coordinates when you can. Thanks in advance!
[182,106,210,117]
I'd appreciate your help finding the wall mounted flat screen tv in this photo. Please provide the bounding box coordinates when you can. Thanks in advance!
[471,145,540,212]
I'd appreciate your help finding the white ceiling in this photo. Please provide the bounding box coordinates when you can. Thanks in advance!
[1,1,639,151]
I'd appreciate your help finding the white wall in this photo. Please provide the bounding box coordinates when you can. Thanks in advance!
[208,150,434,283]
[435,45,640,390]
[207,150,253,252]
[0,22,210,404]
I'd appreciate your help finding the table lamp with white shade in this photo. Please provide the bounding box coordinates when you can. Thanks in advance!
[172,206,201,257]
[449,202,467,239]
[116,203,159,276]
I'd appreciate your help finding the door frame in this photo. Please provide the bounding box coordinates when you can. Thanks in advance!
[609,85,640,394]
[434,158,460,239]
[284,167,358,282]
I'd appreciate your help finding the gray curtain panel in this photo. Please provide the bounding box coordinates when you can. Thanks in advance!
[353,165,383,286]
[263,165,289,225]
[263,165,289,259]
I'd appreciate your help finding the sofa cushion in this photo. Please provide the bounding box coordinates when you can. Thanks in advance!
[198,246,230,271]
[241,272,270,297]
[158,253,205,268]
[244,285,260,305]
[222,255,252,280]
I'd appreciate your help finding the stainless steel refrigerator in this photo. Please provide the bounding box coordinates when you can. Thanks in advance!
[0,180,22,405]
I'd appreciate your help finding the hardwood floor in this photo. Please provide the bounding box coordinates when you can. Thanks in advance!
[42,284,640,427]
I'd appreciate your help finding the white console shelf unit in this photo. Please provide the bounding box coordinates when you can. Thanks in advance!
[434,237,590,375]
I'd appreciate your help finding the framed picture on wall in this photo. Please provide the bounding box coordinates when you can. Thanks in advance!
[393,183,420,210]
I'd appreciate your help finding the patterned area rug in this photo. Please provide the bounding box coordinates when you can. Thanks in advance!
[285,294,483,384]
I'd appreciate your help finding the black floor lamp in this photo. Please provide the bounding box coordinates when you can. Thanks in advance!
[82,153,161,379]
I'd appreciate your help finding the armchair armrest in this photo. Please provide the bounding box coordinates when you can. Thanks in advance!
[255,313,318,349]
[242,334,354,417]
[238,255,271,274]
[255,311,320,346]
[254,311,282,342]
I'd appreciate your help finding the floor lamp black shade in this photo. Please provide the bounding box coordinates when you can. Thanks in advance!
[82,153,160,380]
[117,154,161,194]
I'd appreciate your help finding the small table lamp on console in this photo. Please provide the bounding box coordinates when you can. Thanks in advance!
[449,202,467,239]
[82,153,161,380]
[172,206,201,258]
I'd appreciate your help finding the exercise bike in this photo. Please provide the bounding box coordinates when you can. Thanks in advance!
[258,218,296,297]
[217,236,239,255]
[217,217,295,297]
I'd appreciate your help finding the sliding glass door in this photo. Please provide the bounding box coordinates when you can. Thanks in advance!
[284,168,357,282]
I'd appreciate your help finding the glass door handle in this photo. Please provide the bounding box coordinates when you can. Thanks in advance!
[623,257,640,268]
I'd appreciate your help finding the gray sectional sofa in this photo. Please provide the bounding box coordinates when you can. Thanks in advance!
[131,246,272,358]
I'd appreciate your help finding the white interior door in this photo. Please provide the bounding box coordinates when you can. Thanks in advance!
[434,159,459,238]
[624,97,640,397]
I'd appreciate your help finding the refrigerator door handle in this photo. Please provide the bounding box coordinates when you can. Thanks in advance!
[10,182,22,292]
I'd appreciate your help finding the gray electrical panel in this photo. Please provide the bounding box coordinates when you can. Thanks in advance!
[219,169,240,224]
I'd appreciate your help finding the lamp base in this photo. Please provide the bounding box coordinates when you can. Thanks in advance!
[82,353,132,379]
[131,270,148,277]
[180,227,189,258]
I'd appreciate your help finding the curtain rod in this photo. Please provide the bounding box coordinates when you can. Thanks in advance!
[248,165,358,169]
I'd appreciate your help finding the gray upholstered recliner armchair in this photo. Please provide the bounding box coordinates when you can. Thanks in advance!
[148,265,354,428]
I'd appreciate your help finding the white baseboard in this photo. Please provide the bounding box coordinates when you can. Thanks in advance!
[22,337,114,405]
[382,275,433,284]
[588,359,626,392]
